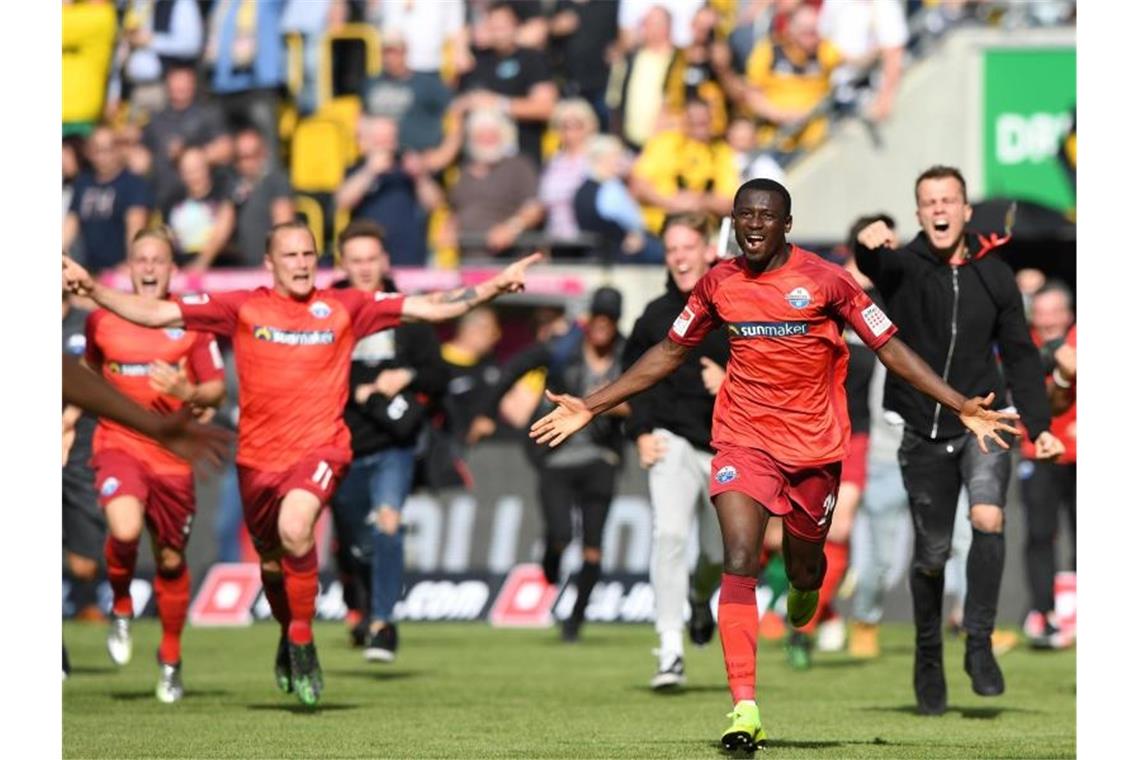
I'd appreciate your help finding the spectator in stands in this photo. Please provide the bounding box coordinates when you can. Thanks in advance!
[817,0,907,122]
[360,30,452,152]
[446,108,544,259]
[574,135,663,264]
[229,128,294,267]
[281,0,346,115]
[630,98,737,235]
[335,116,443,268]
[715,3,842,155]
[142,63,232,211]
[63,126,153,274]
[63,136,87,221]
[548,0,620,126]
[665,5,729,137]
[63,0,117,136]
[610,5,677,150]
[725,116,787,185]
[618,0,706,49]
[1016,267,1047,316]
[162,146,236,271]
[112,0,205,122]
[538,99,599,244]
[456,1,558,168]
[1019,281,1077,650]
[204,0,285,156]
[366,0,473,80]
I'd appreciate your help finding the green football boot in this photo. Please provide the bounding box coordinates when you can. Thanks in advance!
[721,700,768,754]
[786,587,819,629]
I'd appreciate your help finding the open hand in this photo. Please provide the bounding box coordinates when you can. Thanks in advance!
[958,392,1022,453]
[529,390,594,447]
[149,358,191,401]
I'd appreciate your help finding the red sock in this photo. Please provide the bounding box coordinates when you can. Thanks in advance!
[719,573,759,704]
[261,567,291,633]
[104,537,139,617]
[283,550,318,645]
[154,565,189,665]
[802,541,849,634]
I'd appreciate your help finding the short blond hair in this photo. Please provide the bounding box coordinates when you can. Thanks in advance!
[551,98,599,136]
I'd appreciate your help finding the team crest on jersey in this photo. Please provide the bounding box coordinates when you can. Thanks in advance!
[785,287,812,309]
[309,301,331,319]
[66,334,86,355]
[181,293,209,305]
[100,477,120,497]
[164,328,185,340]
[715,465,738,484]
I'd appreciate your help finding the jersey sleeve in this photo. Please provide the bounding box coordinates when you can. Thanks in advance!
[826,268,897,350]
[667,273,721,347]
[176,290,248,336]
[334,288,407,338]
[186,332,225,384]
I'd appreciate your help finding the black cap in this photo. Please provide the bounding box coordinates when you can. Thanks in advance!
[589,286,622,320]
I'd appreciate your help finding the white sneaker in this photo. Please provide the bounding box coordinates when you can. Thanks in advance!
[650,649,686,690]
[106,614,133,666]
[155,661,183,703]
[817,617,846,653]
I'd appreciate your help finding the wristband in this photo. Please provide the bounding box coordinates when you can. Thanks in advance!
[1051,368,1072,389]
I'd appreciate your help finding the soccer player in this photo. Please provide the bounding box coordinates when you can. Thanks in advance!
[64,220,540,706]
[530,179,1020,751]
[85,228,226,702]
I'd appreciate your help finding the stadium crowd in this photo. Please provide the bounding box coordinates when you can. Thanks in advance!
[61,0,1077,728]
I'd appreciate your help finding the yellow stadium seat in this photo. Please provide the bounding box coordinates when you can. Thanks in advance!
[291,117,348,194]
[318,23,381,108]
[293,194,326,256]
[318,95,363,165]
[332,207,351,265]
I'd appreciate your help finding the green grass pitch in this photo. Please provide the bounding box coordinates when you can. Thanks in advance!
[63,621,1074,759]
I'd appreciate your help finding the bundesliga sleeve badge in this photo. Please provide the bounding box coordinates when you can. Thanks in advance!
[860,303,893,337]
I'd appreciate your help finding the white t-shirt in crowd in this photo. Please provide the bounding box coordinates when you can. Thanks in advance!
[818,0,908,60]
[370,0,465,73]
[619,0,706,48]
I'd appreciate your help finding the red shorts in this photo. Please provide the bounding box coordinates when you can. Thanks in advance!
[91,449,196,551]
[709,444,842,543]
[841,432,870,491]
[237,448,348,557]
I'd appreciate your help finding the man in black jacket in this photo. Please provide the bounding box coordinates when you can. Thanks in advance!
[622,213,729,689]
[331,220,449,663]
[855,166,1065,715]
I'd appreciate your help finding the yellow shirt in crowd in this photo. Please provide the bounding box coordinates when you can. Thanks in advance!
[746,38,843,151]
[633,130,739,234]
[62,1,117,130]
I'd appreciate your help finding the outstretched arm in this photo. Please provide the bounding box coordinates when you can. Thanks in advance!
[63,256,183,328]
[876,336,1021,453]
[530,338,690,447]
[401,252,543,323]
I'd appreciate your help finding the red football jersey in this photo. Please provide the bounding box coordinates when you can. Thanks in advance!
[668,247,898,466]
[86,309,224,474]
[176,287,405,470]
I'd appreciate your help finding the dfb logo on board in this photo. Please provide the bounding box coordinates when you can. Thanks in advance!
[188,563,263,626]
[489,564,560,628]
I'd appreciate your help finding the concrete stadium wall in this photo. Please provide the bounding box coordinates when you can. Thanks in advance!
[786,26,1076,243]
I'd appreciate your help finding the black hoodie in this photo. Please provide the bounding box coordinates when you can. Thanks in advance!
[854,232,1050,441]
[621,272,731,452]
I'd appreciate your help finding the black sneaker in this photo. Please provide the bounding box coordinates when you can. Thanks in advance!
[913,650,947,715]
[274,635,292,693]
[965,636,1005,696]
[364,623,398,663]
[561,615,582,643]
[349,619,369,649]
[1030,619,1073,650]
[63,645,70,680]
[289,640,323,707]
[688,597,716,647]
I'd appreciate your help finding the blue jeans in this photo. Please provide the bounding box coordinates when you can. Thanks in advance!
[333,446,416,624]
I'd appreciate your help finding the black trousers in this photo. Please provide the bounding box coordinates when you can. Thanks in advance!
[1019,460,1076,614]
[538,459,618,551]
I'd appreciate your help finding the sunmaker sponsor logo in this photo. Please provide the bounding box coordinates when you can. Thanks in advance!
[726,321,809,339]
[252,325,335,345]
